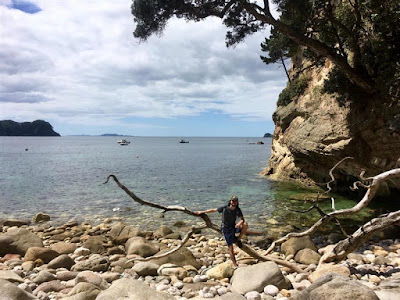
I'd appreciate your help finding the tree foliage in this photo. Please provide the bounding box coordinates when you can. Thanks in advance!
[131,0,400,100]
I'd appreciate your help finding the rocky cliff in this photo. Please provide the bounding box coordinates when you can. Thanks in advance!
[0,120,60,136]
[263,58,400,194]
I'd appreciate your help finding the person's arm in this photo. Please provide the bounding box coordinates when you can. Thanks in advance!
[194,208,218,215]
[235,209,245,228]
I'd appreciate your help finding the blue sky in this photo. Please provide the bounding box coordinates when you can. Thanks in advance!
[0,0,287,136]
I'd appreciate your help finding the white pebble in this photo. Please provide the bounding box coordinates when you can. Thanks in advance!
[174,282,184,289]
[245,291,261,300]
[217,287,228,296]
[264,285,279,296]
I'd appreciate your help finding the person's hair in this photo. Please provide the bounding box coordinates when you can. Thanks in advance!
[228,195,239,207]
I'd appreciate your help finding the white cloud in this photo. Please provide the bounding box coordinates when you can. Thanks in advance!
[0,0,286,133]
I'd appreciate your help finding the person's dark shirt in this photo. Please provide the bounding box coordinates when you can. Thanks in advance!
[217,205,243,231]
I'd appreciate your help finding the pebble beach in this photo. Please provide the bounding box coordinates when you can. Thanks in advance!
[1,213,400,300]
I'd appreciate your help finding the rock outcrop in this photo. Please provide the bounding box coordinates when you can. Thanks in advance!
[0,120,60,136]
[263,59,400,194]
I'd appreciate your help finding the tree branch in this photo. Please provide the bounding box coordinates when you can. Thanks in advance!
[104,174,305,273]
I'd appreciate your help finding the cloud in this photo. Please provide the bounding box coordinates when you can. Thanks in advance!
[0,0,286,133]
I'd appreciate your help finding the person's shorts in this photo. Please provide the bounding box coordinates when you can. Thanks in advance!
[222,227,241,246]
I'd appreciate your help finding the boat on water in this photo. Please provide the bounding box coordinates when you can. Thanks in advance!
[117,139,130,146]
[179,139,189,143]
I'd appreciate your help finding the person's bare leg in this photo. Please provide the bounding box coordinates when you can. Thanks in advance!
[238,222,248,239]
[228,245,238,267]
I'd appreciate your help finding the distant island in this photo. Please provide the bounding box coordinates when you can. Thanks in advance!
[263,133,273,138]
[0,120,60,136]
[101,133,126,136]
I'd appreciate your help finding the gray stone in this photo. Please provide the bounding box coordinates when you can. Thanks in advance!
[292,273,379,300]
[149,247,201,269]
[154,225,173,238]
[48,254,75,270]
[75,271,110,290]
[294,248,321,265]
[50,242,78,254]
[24,247,59,263]
[132,262,160,276]
[33,213,50,224]
[231,262,289,294]
[0,279,37,299]
[125,237,160,257]
[33,280,65,295]
[82,236,106,254]
[0,270,24,283]
[109,223,144,244]
[96,278,175,300]
[1,219,30,227]
[0,228,43,256]
[33,270,57,284]
[72,254,110,272]
[65,282,101,300]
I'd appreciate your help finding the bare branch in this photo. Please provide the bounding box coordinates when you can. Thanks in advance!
[105,174,305,273]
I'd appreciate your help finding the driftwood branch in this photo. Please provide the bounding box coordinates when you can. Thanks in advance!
[104,174,305,273]
[265,166,400,256]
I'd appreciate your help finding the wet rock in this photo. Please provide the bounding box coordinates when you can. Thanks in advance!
[0,278,37,299]
[24,247,59,263]
[154,225,174,238]
[231,262,289,294]
[96,278,175,299]
[33,213,50,224]
[281,236,317,256]
[292,273,379,300]
[1,219,30,227]
[0,228,43,256]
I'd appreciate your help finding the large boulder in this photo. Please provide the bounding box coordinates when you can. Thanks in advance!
[125,237,160,257]
[0,279,37,300]
[33,212,50,224]
[96,278,175,300]
[149,247,201,269]
[0,228,43,256]
[281,236,317,256]
[1,219,30,227]
[292,273,379,300]
[24,247,59,263]
[230,262,289,294]
[72,254,110,272]
[109,223,144,244]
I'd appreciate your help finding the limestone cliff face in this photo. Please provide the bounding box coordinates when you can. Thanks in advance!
[263,59,400,193]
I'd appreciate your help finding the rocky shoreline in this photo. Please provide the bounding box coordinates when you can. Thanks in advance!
[0,214,399,300]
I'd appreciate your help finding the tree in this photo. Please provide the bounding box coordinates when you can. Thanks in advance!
[131,0,400,100]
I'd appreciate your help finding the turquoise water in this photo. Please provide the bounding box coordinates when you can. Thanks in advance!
[0,136,371,233]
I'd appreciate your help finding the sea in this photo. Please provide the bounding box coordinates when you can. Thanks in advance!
[0,136,370,234]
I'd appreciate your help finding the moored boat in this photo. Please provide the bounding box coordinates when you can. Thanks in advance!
[117,139,130,145]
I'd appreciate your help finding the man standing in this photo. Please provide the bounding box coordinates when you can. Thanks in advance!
[195,196,248,267]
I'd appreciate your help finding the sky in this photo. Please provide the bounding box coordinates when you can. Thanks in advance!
[0,0,288,137]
